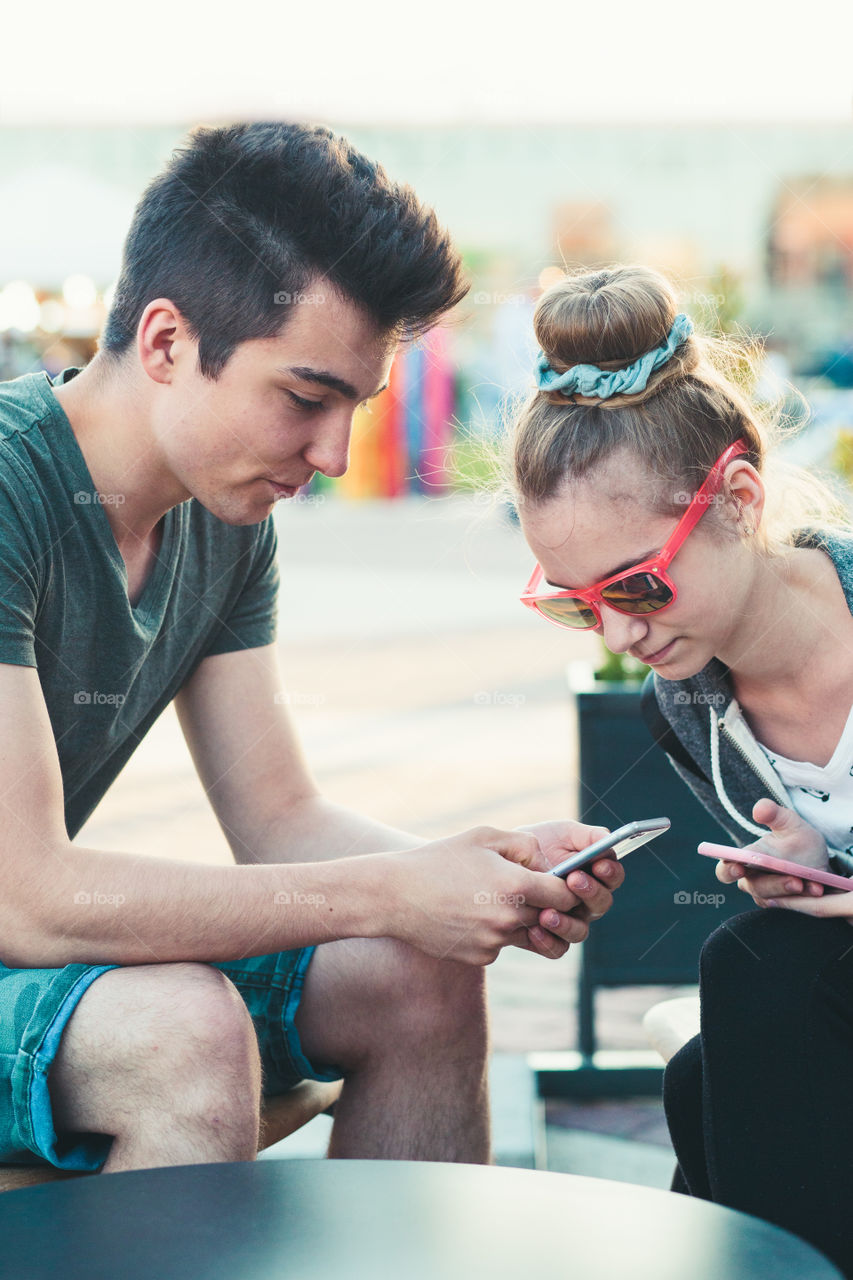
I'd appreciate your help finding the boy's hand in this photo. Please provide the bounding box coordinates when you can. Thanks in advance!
[381,823,622,966]
[514,819,626,956]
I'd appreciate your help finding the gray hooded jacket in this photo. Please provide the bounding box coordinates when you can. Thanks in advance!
[646,526,853,871]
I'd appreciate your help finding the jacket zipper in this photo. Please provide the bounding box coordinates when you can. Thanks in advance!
[716,716,791,808]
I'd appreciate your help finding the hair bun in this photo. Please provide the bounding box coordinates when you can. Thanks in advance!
[535,264,680,375]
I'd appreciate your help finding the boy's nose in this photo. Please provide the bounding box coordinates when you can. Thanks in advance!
[305,412,352,479]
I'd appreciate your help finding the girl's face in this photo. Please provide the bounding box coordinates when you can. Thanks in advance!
[518,450,757,680]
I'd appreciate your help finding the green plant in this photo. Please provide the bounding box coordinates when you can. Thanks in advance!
[833,429,853,486]
[594,642,650,684]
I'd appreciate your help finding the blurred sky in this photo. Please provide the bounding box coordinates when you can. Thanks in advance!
[2,0,851,125]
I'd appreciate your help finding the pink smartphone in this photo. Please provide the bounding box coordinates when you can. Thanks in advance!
[697,841,853,892]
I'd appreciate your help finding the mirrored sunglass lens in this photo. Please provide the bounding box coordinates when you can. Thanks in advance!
[601,572,673,614]
[535,598,597,629]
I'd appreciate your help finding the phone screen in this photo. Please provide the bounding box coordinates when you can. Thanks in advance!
[549,817,670,880]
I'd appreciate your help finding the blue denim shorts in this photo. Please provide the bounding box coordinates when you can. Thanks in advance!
[0,946,341,1172]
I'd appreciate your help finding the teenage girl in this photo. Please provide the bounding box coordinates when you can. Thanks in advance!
[508,263,853,1277]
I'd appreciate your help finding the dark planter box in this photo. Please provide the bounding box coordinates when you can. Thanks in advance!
[534,663,747,1098]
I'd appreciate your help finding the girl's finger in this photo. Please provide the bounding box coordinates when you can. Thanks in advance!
[769,891,853,918]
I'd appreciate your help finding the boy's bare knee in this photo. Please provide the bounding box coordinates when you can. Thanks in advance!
[68,962,254,1066]
[51,962,260,1136]
[368,943,487,1045]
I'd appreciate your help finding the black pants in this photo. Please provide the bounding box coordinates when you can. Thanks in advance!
[664,908,853,1278]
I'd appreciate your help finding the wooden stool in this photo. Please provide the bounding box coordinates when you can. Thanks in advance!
[0,1078,342,1193]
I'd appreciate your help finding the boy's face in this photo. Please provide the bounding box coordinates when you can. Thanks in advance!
[148,283,395,525]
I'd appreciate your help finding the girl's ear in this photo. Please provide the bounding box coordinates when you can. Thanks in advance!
[723,461,764,535]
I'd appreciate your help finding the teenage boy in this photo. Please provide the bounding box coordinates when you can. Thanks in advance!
[0,122,623,1174]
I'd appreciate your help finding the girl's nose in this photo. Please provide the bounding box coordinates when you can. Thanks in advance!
[597,602,650,655]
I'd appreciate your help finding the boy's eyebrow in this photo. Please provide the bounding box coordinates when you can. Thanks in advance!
[277,365,388,401]
[545,549,659,588]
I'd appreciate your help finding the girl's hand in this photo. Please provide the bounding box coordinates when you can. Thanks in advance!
[760,885,853,923]
[715,798,830,906]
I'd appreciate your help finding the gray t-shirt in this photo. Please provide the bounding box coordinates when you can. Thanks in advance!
[0,366,279,838]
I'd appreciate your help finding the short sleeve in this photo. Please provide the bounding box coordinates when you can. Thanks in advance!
[0,461,43,668]
[203,516,280,657]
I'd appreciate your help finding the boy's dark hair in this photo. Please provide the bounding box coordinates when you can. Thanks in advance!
[101,121,469,378]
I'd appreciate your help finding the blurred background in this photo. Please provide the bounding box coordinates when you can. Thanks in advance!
[3,0,852,1177]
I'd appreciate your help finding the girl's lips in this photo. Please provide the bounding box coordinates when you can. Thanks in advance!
[636,637,678,665]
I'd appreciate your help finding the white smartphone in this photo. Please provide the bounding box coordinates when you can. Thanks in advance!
[548,817,671,880]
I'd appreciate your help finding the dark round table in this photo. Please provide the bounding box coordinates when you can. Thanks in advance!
[0,1158,842,1279]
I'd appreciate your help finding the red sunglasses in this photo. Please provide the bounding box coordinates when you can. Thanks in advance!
[520,438,750,631]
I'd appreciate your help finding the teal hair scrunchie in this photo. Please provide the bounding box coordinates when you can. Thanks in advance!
[535,312,694,400]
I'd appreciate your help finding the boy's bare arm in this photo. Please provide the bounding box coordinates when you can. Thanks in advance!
[0,664,582,969]
[174,643,428,864]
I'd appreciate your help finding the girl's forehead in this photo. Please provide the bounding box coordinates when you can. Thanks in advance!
[520,477,676,586]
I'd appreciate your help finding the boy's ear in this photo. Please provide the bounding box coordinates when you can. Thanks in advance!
[137,298,195,385]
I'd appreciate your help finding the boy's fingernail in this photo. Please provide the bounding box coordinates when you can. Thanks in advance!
[545,911,561,929]
[573,874,590,891]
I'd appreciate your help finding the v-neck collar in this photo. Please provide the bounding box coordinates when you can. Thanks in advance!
[34,368,180,627]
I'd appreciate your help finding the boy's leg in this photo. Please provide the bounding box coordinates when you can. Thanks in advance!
[292,936,491,1162]
[49,962,262,1173]
[45,937,489,1171]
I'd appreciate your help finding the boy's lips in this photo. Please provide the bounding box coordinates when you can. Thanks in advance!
[267,473,314,496]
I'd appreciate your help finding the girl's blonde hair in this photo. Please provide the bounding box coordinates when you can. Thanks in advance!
[507,264,850,554]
